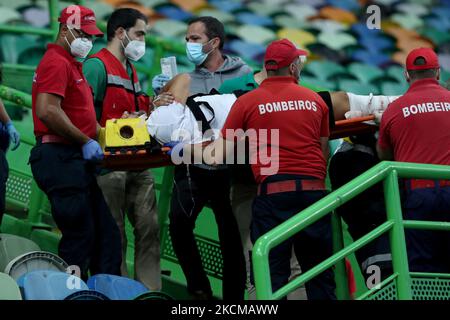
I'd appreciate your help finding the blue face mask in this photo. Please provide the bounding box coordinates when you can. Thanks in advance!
[186,40,213,65]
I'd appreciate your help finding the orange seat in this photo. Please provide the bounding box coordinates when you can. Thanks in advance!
[170,0,208,12]
[318,6,357,25]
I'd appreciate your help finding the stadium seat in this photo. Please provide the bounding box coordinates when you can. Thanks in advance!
[304,60,347,81]
[20,6,50,28]
[277,29,316,48]
[234,25,277,45]
[283,3,317,21]
[151,19,188,38]
[227,39,266,61]
[0,234,40,272]
[309,19,348,33]
[0,7,22,24]
[20,270,88,300]
[274,15,309,29]
[359,36,395,53]
[195,9,235,24]
[235,12,274,27]
[351,50,391,67]
[209,0,244,13]
[0,34,41,64]
[386,65,407,83]
[438,53,450,72]
[171,0,207,12]
[327,0,360,11]
[420,28,450,46]
[317,32,357,51]
[390,13,424,30]
[155,5,194,21]
[347,63,384,84]
[318,6,357,25]
[338,79,380,95]
[380,81,408,96]
[300,75,337,91]
[82,1,114,20]
[395,2,429,16]
[424,16,450,33]
[247,2,284,17]
[0,272,22,300]
[5,251,68,281]
[18,47,47,66]
[87,274,149,300]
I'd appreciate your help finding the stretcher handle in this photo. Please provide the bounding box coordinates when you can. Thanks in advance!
[335,115,376,126]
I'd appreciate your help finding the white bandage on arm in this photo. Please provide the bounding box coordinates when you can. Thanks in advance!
[345,93,400,119]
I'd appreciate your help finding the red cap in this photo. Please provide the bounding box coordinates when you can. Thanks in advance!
[264,39,308,71]
[406,47,439,71]
[58,5,103,37]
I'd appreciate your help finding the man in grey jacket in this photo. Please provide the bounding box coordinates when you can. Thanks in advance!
[153,17,252,95]
[152,16,250,300]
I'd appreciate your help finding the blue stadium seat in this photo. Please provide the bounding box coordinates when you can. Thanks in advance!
[351,50,391,67]
[327,0,360,11]
[21,270,89,300]
[235,12,274,27]
[209,0,244,12]
[155,5,194,21]
[87,274,149,300]
[227,39,266,61]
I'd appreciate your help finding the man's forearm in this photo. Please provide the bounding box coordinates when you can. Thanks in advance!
[39,105,90,145]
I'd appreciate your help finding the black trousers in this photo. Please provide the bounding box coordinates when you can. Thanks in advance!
[329,149,392,282]
[0,149,8,230]
[169,165,246,300]
[402,185,450,273]
[29,143,122,279]
[251,174,336,300]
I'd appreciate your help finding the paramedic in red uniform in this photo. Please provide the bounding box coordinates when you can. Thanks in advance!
[29,5,121,279]
[83,8,162,291]
[377,47,450,273]
[208,39,336,299]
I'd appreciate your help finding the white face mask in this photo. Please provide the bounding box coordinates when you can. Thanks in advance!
[66,28,93,59]
[122,32,146,61]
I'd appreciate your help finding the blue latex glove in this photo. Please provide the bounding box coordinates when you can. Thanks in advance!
[5,121,20,151]
[82,139,104,162]
[163,141,184,157]
[152,74,171,94]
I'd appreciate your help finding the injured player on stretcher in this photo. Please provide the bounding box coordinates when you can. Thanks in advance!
[146,73,399,147]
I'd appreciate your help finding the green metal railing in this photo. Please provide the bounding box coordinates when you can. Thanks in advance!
[252,161,450,300]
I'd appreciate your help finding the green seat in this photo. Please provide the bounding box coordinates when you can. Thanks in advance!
[0,34,41,64]
[274,15,308,29]
[347,63,384,84]
[338,79,379,95]
[83,1,114,20]
[304,60,347,81]
[421,28,450,46]
[196,9,235,24]
[386,65,407,84]
[0,273,22,300]
[317,32,357,51]
[17,47,47,66]
[235,25,277,45]
[284,3,317,21]
[0,7,22,24]
[0,233,40,272]
[380,81,408,96]
[152,19,188,38]
[300,75,336,91]
[247,2,284,17]
[391,13,424,30]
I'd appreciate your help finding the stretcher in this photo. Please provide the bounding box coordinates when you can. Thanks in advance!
[101,116,378,170]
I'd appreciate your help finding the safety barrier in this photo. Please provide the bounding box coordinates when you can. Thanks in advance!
[252,161,450,300]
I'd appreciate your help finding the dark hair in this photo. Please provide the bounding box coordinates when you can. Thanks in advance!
[408,57,438,80]
[188,16,225,50]
[107,8,148,42]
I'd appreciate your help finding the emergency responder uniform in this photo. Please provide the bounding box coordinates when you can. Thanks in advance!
[84,45,161,290]
[378,48,450,273]
[221,39,336,300]
[29,6,121,279]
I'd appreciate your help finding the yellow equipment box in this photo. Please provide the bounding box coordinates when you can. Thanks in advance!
[99,118,151,152]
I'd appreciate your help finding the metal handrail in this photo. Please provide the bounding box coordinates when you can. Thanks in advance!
[252,161,450,300]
